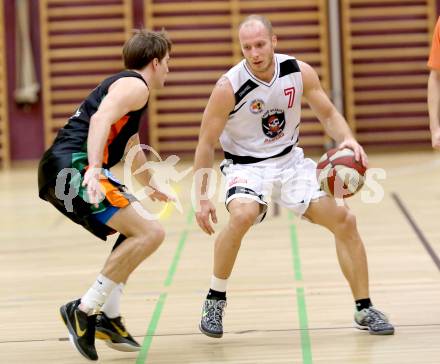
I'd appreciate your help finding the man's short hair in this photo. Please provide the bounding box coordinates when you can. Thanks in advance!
[123,29,172,70]
[238,15,273,36]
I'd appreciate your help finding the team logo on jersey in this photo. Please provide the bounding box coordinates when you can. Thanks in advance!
[262,110,286,138]
[249,99,265,114]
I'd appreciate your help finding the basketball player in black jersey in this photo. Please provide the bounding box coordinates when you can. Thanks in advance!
[38,29,172,360]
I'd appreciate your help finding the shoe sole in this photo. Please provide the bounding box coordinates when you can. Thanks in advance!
[95,328,141,352]
[60,305,98,361]
[199,324,223,338]
[103,340,141,352]
[355,323,395,335]
[95,329,141,352]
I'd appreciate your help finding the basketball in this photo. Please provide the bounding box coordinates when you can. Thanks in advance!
[316,147,367,198]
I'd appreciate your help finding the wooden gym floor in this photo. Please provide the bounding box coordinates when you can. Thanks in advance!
[1,150,440,363]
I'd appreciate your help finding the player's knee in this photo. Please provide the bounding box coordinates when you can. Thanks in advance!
[137,224,165,252]
[148,225,166,248]
[334,208,357,235]
[229,208,258,230]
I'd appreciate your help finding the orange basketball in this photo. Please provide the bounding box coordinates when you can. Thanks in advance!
[316,148,367,198]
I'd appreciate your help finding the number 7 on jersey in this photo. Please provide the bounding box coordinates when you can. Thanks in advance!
[284,87,295,108]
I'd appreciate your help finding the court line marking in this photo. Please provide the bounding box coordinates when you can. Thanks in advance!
[289,213,313,364]
[136,210,193,364]
[3,323,440,345]
[391,192,440,271]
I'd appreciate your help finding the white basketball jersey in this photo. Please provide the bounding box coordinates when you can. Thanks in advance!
[220,53,303,159]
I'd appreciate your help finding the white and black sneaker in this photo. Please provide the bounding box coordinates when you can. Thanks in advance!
[354,307,394,335]
[199,299,227,338]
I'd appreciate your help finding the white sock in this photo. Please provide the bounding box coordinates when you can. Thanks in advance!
[210,275,228,292]
[101,283,124,318]
[81,274,117,315]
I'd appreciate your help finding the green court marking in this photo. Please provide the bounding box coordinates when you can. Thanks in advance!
[164,229,188,287]
[296,287,313,364]
[136,210,194,363]
[136,292,167,364]
[290,223,302,281]
[289,212,313,364]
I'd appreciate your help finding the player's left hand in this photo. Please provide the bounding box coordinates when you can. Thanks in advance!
[338,138,368,168]
[82,167,105,208]
[147,186,176,202]
[431,129,440,150]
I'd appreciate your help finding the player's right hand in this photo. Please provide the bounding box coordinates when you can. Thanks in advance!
[196,199,218,235]
[82,167,104,208]
[432,129,440,150]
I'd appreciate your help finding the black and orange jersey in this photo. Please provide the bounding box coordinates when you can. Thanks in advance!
[38,70,149,194]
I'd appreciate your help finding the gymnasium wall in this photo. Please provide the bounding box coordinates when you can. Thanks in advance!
[2,0,440,167]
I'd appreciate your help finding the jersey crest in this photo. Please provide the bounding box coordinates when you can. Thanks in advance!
[262,110,285,139]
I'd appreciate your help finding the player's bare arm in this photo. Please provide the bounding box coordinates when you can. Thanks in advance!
[83,77,149,204]
[194,76,235,235]
[300,60,367,167]
[428,69,440,150]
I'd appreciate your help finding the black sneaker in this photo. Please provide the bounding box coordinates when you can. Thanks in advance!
[95,312,141,352]
[60,299,98,361]
[354,307,395,335]
[199,299,227,338]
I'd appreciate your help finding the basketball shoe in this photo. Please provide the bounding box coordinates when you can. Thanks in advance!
[199,299,227,338]
[354,307,395,335]
[95,312,141,352]
[60,299,98,361]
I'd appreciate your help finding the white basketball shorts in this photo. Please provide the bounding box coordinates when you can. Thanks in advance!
[220,147,327,224]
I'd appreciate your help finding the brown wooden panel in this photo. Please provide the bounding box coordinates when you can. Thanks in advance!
[157,99,209,110]
[358,130,430,143]
[355,103,428,115]
[158,127,201,138]
[349,5,428,17]
[51,90,92,101]
[166,29,233,41]
[156,85,214,96]
[353,75,428,87]
[350,19,428,32]
[166,71,225,82]
[47,5,125,17]
[48,19,126,31]
[157,113,204,124]
[49,47,121,59]
[50,60,122,72]
[356,117,429,128]
[350,47,429,60]
[353,61,428,73]
[152,16,232,27]
[350,34,428,46]
[342,0,435,149]
[349,0,426,3]
[243,0,323,9]
[298,135,327,147]
[355,89,427,101]
[49,34,127,46]
[40,0,133,146]
[159,140,199,150]
[50,76,108,87]
[172,44,236,53]
[152,1,230,12]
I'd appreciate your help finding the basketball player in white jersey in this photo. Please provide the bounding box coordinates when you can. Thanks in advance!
[194,15,394,337]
